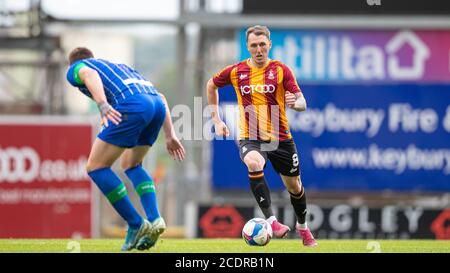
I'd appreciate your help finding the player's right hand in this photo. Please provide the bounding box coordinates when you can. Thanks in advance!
[285,91,296,108]
[214,121,230,137]
[166,136,186,161]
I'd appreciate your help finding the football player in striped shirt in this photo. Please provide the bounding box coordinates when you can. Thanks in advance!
[206,25,317,246]
[66,47,185,251]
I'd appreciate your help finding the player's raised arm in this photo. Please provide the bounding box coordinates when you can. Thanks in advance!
[78,66,122,126]
[206,78,229,137]
[282,63,306,112]
[158,92,186,161]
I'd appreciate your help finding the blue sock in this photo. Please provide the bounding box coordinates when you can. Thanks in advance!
[125,165,160,222]
[88,167,142,229]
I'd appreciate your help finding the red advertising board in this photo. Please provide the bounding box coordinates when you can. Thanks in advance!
[0,118,94,238]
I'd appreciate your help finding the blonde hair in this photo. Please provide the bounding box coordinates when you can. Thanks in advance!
[245,25,271,42]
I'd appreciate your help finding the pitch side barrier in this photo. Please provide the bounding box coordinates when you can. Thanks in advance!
[0,115,100,238]
[185,201,450,240]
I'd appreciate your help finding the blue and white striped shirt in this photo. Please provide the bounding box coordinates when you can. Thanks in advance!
[66,58,158,106]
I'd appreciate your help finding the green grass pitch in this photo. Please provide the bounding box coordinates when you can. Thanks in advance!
[0,239,449,253]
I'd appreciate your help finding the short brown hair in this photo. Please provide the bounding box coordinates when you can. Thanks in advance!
[245,25,271,42]
[68,47,94,65]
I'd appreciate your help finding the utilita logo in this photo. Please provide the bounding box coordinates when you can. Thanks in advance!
[273,31,430,81]
[0,146,88,183]
[240,84,276,95]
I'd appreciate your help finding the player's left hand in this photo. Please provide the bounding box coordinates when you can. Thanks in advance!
[166,136,186,161]
[98,102,122,127]
[285,91,296,108]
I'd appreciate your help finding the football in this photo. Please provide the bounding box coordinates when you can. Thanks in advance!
[242,218,273,246]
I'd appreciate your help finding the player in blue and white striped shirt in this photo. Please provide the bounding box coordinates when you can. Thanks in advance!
[66,47,185,251]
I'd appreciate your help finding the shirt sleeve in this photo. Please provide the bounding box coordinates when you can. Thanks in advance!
[282,64,300,93]
[212,65,235,88]
[66,61,88,87]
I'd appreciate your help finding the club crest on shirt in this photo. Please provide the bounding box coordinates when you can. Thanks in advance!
[268,70,275,80]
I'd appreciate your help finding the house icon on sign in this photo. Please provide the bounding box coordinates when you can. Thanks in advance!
[386,31,430,80]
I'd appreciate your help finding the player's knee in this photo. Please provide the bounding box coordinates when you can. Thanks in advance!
[85,161,96,173]
[287,185,301,195]
[246,159,264,172]
[86,160,110,173]
[86,165,98,173]
[120,161,131,170]
[120,160,142,170]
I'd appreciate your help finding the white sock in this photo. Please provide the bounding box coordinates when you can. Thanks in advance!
[267,216,277,224]
[297,222,308,230]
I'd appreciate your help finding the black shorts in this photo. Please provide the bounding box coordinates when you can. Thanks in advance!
[239,139,301,177]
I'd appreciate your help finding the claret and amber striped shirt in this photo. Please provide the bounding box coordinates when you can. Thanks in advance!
[213,59,300,141]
